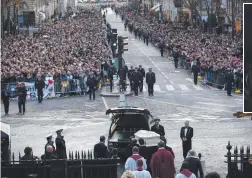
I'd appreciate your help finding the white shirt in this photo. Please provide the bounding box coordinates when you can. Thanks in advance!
[133,170,152,178]
[184,128,188,137]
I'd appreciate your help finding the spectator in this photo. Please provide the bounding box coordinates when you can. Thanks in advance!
[176,161,196,178]
[133,159,152,178]
[125,146,147,171]
[181,150,204,178]
[20,147,40,163]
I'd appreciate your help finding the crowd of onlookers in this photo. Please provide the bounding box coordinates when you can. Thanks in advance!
[116,6,243,74]
[1,7,112,84]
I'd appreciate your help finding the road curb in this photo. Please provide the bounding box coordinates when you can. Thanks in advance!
[100,91,133,97]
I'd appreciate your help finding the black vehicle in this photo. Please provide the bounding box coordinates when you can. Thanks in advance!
[106,106,154,158]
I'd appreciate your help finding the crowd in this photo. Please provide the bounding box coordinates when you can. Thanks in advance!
[1,7,112,84]
[116,6,243,75]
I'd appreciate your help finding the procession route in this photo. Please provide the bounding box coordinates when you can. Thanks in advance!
[132,41,174,85]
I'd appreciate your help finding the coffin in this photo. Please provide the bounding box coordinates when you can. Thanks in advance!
[134,130,160,147]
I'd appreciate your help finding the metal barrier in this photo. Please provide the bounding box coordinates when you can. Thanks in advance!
[225,141,252,178]
[1,150,119,178]
[54,79,87,95]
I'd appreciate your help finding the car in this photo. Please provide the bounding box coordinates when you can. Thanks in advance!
[106,106,155,158]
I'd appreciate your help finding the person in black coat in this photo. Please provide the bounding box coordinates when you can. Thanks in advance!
[138,138,148,160]
[160,136,175,158]
[159,41,165,57]
[86,73,98,100]
[151,118,165,136]
[192,64,200,85]
[108,66,115,92]
[181,150,204,178]
[180,121,194,159]
[128,66,135,91]
[138,65,145,92]
[55,129,67,159]
[173,48,179,68]
[126,137,139,158]
[16,83,27,115]
[94,135,108,158]
[146,68,156,96]
[132,67,141,96]
[1,85,11,115]
[225,71,234,96]
[35,76,45,103]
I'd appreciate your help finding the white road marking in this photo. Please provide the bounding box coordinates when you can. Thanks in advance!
[196,102,237,108]
[154,85,161,92]
[186,78,193,83]
[193,85,204,90]
[132,41,174,84]
[134,96,234,113]
[102,97,109,110]
[179,84,190,91]
[166,85,175,91]
[195,97,222,102]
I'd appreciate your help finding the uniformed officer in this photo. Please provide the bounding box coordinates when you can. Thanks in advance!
[151,118,165,136]
[132,67,141,96]
[1,85,11,115]
[146,68,156,96]
[128,66,135,91]
[192,64,200,85]
[55,129,67,159]
[173,47,179,69]
[45,135,56,154]
[225,70,234,96]
[138,65,145,92]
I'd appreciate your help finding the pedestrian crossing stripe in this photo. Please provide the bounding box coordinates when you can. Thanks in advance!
[166,85,175,91]
[154,85,161,92]
[142,85,147,92]
[178,84,189,91]
[193,85,203,90]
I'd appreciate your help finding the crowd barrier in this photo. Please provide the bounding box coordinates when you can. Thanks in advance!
[1,78,88,101]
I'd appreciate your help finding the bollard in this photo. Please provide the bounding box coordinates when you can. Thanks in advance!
[119,94,127,107]
[112,75,119,93]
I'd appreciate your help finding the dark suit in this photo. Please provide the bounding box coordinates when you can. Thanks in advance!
[139,145,148,160]
[182,157,204,178]
[146,72,156,95]
[165,145,175,158]
[94,142,108,158]
[55,136,67,159]
[151,125,165,136]
[180,127,194,159]
[1,90,10,114]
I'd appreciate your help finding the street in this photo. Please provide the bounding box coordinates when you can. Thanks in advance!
[1,8,251,178]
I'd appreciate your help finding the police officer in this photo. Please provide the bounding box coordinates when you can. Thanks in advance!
[128,66,135,91]
[55,129,67,159]
[1,85,10,115]
[35,76,45,103]
[146,68,156,96]
[159,41,165,57]
[45,135,56,154]
[118,67,127,91]
[132,67,141,96]
[225,70,234,96]
[108,66,115,92]
[192,64,200,85]
[86,72,98,100]
[173,47,179,69]
[138,65,145,92]
[151,118,165,136]
[16,83,26,115]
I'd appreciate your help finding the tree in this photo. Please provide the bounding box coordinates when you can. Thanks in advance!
[181,0,202,24]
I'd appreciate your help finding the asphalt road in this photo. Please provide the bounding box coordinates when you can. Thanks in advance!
[1,8,251,178]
